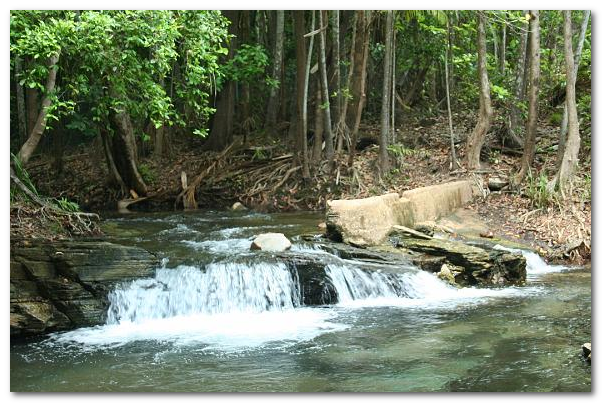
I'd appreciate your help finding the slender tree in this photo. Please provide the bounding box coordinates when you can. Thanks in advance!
[347,10,370,168]
[303,11,316,165]
[557,10,590,169]
[514,10,541,186]
[507,14,529,148]
[265,10,285,134]
[332,11,344,154]
[17,51,60,165]
[294,11,310,179]
[548,10,582,195]
[379,10,394,174]
[318,10,334,168]
[14,56,27,148]
[445,16,459,170]
[465,11,493,170]
[500,15,506,74]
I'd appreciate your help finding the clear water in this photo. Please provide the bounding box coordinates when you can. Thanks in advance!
[10,211,591,392]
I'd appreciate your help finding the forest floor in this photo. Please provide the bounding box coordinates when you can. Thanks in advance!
[20,110,591,264]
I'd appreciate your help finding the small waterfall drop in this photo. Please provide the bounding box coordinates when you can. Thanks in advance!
[325,264,458,303]
[324,264,528,308]
[107,261,300,324]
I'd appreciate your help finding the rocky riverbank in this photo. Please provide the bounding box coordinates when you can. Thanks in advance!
[10,238,158,337]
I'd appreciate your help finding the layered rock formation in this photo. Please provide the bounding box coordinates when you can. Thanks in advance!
[10,239,158,337]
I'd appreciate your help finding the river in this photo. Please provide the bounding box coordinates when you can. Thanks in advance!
[10,211,591,392]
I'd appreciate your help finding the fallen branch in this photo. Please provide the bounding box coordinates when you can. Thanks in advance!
[174,142,236,209]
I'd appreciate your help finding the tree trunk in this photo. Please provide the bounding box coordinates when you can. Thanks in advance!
[556,10,590,170]
[294,11,310,179]
[110,104,148,196]
[390,25,396,145]
[500,16,506,74]
[100,128,127,194]
[332,10,344,154]
[347,11,370,168]
[266,10,285,134]
[313,79,324,164]
[337,11,356,155]
[514,10,541,186]
[508,16,529,148]
[14,56,27,148]
[206,10,239,151]
[548,11,582,196]
[379,10,393,174]
[445,17,460,170]
[304,11,316,167]
[241,10,252,144]
[318,10,334,169]
[465,12,493,170]
[17,51,60,165]
[153,77,170,158]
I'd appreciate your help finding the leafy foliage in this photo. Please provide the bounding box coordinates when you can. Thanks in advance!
[10,10,230,142]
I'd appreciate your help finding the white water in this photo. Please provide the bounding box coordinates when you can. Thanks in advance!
[50,243,562,350]
[181,238,252,253]
[54,261,345,349]
[324,264,531,309]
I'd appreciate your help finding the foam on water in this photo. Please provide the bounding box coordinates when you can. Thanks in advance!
[50,308,346,350]
[181,238,252,253]
[214,224,300,238]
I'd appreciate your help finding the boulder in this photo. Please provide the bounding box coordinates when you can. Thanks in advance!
[231,202,247,211]
[326,193,415,247]
[488,176,509,191]
[396,237,526,286]
[10,239,158,337]
[437,263,463,286]
[582,343,591,363]
[250,233,292,252]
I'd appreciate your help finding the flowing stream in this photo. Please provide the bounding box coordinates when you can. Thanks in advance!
[10,211,591,392]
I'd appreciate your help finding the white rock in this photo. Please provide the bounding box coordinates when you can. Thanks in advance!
[250,233,292,252]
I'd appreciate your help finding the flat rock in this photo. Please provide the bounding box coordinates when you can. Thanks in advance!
[250,233,292,252]
[389,224,432,240]
[396,237,526,286]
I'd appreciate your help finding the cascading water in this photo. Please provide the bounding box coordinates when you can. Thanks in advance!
[323,264,528,308]
[50,235,559,349]
[107,261,300,323]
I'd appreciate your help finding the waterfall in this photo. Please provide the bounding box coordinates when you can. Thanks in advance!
[107,262,300,324]
[324,264,458,303]
[324,264,528,308]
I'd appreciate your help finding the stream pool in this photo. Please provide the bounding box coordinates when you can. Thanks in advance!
[10,211,592,392]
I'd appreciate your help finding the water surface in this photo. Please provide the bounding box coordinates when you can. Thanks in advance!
[10,210,591,392]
